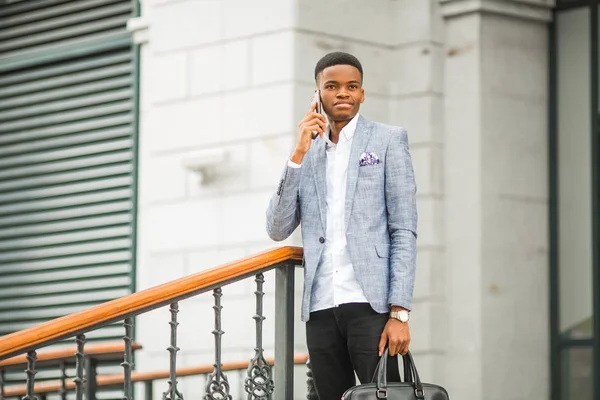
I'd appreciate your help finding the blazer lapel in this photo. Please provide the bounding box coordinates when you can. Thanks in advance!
[345,116,374,231]
[310,138,327,232]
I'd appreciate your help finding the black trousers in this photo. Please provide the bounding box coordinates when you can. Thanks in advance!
[306,303,400,399]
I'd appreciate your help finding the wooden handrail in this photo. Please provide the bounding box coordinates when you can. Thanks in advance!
[2,353,310,397]
[0,342,142,368]
[0,246,303,361]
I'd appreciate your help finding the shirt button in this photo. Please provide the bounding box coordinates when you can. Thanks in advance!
[319,237,325,244]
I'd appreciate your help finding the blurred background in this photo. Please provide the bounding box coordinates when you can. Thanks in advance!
[0,0,597,399]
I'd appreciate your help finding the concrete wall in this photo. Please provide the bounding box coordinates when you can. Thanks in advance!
[133,0,302,397]
[130,0,552,398]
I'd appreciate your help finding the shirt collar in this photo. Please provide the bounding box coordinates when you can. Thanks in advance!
[326,113,360,142]
[341,113,360,141]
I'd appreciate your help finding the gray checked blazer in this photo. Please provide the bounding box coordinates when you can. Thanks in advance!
[266,115,418,322]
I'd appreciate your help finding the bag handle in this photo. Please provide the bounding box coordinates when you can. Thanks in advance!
[370,350,413,384]
[403,355,413,383]
[373,349,424,399]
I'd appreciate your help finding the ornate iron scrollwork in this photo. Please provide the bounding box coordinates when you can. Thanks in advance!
[58,361,67,400]
[22,351,37,400]
[163,303,184,400]
[204,288,232,400]
[244,273,273,399]
[122,318,135,400]
[306,359,319,400]
[73,334,86,400]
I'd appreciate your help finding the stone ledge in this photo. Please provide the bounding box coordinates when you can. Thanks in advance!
[439,0,555,22]
[127,16,150,44]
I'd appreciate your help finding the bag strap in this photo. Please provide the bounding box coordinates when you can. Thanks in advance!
[370,349,412,384]
[373,348,425,399]
[403,355,413,382]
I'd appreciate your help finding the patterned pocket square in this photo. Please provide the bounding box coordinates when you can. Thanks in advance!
[359,151,380,166]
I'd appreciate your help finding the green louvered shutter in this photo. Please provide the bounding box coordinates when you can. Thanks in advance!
[0,0,137,341]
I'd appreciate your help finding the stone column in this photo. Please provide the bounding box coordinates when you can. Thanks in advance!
[439,0,553,399]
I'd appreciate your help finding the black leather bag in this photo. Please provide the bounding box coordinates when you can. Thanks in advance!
[341,349,449,400]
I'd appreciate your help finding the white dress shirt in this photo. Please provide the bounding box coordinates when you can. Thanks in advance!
[288,113,369,312]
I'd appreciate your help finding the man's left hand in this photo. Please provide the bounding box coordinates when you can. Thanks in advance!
[378,318,410,357]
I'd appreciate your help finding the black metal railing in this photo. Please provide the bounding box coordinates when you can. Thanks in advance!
[0,247,311,400]
[0,354,315,400]
[245,273,272,398]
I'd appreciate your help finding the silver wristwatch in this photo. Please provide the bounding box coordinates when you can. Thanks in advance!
[390,310,410,323]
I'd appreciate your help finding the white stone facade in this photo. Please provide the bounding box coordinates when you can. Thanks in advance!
[131,0,553,398]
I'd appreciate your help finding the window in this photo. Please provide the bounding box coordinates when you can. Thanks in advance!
[551,1,600,399]
[0,0,139,341]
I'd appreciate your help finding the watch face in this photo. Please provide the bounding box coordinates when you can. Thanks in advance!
[399,310,409,322]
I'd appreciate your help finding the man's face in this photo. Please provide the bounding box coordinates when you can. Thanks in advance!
[317,64,364,122]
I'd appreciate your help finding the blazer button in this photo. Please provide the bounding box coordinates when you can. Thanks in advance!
[319,237,325,243]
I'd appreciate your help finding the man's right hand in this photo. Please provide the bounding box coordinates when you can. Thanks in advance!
[290,102,327,164]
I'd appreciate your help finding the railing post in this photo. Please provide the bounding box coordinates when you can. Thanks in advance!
[144,381,153,400]
[84,357,97,400]
[0,368,5,400]
[122,318,134,400]
[245,273,274,399]
[74,334,86,400]
[23,350,38,400]
[274,264,294,399]
[163,303,183,400]
[205,288,232,400]
[59,361,67,400]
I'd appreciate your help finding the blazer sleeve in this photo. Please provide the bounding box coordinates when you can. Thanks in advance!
[385,127,418,310]
[265,163,302,241]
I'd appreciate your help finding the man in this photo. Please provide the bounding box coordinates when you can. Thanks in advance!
[266,52,418,399]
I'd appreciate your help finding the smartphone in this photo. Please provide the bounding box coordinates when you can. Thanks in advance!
[313,90,323,114]
[311,91,322,139]
[310,91,335,146]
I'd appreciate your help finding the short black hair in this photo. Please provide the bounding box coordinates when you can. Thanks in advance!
[314,52,363,83]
